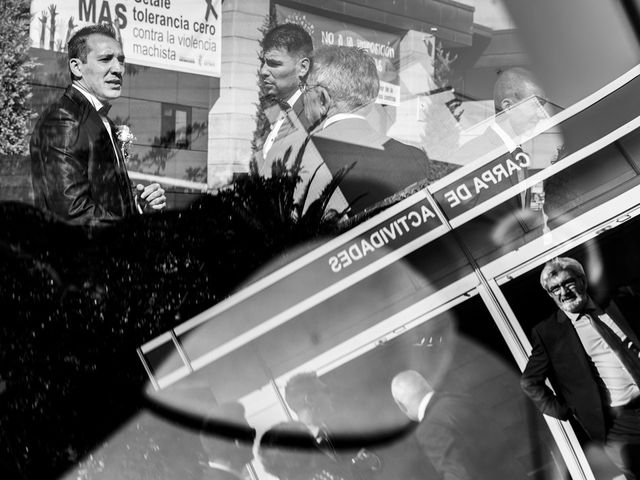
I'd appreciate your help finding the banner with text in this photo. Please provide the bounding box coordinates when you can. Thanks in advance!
[275,4,402,106]
[29,0,221,77]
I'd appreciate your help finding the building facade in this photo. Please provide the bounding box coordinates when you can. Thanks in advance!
[14,1,640,479]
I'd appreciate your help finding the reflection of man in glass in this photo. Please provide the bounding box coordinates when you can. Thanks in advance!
[297,45,429,216]
[448,68,552,235]
[494,67,549,140]
[199,402,255,480]
[259,420,348,480]
[451,68,549,165]
[285,372,381,480]
[257,23,313,175]
[521,257,640,479]
[285,372,334,433]
[392,370,526,480]
[30,24,166,225]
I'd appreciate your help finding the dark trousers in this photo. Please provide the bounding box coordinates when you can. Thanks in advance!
[605,403,640,480]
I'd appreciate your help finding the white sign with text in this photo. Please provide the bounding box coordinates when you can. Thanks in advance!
[29,0,221,77]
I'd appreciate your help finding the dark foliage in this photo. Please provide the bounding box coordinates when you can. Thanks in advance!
[251,12,279,155]
[0,0,34,155]
[0,157,348,479]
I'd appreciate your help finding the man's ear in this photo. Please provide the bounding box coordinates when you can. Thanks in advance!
[317,86,331,117]
[298,57,310,79]
[500,98,513,111]
[69,58,83,79]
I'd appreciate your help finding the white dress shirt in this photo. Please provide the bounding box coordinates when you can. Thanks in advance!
[322,113,366,130]
[566,299,640,406]
[263,89,303,159]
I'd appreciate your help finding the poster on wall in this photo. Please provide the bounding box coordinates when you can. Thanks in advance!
[276,4,402,106]
[29,0,221,77]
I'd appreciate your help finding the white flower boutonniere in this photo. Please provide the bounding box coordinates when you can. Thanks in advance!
[116,125,136,161]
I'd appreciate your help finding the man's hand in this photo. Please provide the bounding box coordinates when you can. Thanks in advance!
[136,183,166,212]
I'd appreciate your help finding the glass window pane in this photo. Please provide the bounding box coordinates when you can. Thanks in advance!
[253,296,567,480]
[8,0,640,478]
[500,213,640,478]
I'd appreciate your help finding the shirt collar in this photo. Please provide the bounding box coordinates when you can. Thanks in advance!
[206,461,242,478]
[490,121,519,152]
[72,83,107,113]
[417,391,434,421]
[286,89,302,109]
[322,113,366,130]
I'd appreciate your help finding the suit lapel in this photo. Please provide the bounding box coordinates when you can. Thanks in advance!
[106,117,136,209]
[604,296,640,346]
[107,118,125,168]
[275,98,309,144]
[65,86,121,168]
[290,95,312,131]
[63,86,136,216]
[554,310,595,372]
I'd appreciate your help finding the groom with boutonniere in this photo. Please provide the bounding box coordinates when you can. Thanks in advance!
[30,23,166,226]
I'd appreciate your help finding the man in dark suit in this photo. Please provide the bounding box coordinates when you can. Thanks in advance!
[392,370,526,480]
[298,45,429,216]
[284,372,381,480]
[259,420,351,480]
[256,23,313,176]
[521,256,640,479]
[447,68,553,236]
[199,402,255,480]
[30,24,165,226]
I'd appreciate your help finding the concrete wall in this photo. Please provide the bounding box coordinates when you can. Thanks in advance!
[207,0,269,187]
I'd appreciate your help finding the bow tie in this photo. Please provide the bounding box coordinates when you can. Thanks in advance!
[98,104,112,116]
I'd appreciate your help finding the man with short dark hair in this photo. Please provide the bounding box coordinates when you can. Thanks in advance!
[284,371,381,480]
[451,67,549,167]
[257,23,313,175]
[521,257,640,479]
[298,45,429,216]
[284,372,335,439]
[30,24,165,226]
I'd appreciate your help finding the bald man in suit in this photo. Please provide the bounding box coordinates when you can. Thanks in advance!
[392,370,526,480]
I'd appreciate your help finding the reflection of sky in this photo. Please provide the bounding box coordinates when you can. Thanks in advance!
[458,0,517,30]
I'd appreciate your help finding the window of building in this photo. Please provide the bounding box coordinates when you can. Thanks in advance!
[160,103,192,149]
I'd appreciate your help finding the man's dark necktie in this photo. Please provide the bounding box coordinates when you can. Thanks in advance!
[512,146,530,210]
[316,428,338,461]
[584,310,640,385]
[98,104,112,116]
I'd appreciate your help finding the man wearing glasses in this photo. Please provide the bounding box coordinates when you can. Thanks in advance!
[521,256,640,479]
[296,45,429,216]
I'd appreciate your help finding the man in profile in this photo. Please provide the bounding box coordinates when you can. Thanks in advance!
[447,68,554,239]
[391,369,526,480]
[521,257,640,479]
[450,67,550,167]
[256,23,313,175]
[298,45,429,216]
[30,24,165,226]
